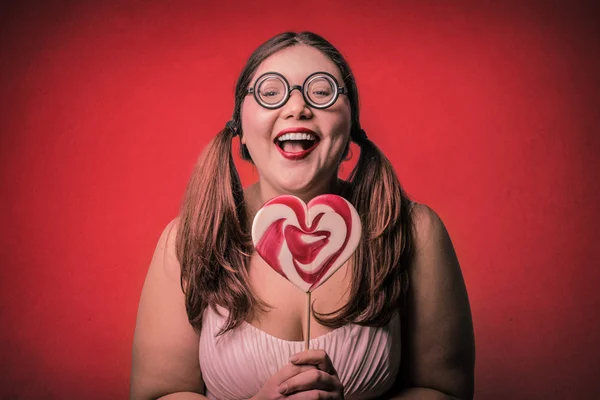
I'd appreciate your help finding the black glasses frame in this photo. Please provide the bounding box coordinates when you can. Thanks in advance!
[246,71,348,110]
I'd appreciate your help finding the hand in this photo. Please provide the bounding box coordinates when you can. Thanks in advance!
[278,349,344,399]
[251,362,318,400]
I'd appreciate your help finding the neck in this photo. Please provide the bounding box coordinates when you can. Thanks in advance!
[264,175,341,203]
[244,174,343,222]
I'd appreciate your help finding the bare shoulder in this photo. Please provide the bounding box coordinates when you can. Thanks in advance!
[130,218,205,399]
[410,203,445,248]
[398,203,475,399]
[409,203,462,273]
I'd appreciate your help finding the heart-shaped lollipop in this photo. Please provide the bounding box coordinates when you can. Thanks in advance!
[251,194,362,293]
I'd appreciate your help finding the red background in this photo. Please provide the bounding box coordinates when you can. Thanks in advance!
[1,1,598,399]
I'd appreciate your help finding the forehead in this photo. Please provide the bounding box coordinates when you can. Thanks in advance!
[252,44,344,85]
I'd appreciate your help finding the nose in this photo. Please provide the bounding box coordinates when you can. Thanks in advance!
[281,86,312,120]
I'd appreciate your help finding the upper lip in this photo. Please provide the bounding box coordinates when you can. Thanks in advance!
[274,127,320,141]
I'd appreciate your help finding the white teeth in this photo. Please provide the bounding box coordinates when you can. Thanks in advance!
[277,132,317,142]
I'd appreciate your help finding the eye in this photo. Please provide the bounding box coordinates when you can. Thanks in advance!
[312,88,331,97]
[261,87,280,97]
[307,77,334,99]
[257,76,286,100]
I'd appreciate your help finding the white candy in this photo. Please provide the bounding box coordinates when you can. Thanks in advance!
[252,194,362,293]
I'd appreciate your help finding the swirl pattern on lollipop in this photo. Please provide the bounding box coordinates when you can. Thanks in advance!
[252,195,362,292]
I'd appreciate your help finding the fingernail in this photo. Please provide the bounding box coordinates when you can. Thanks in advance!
[278,384,288,394]
[289,355,299,363]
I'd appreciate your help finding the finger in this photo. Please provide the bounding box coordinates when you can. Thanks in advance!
[283,389,339,399]
[289,350,336,374]
[278,369,341,395]
[275,363,318,384]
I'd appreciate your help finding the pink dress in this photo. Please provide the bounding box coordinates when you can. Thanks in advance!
[199,305,401,399]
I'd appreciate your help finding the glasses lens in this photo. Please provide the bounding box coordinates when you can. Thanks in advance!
[257,75,286,106]
[306,75,336,106]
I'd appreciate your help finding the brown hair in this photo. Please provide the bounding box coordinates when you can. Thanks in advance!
[176,31,414,335]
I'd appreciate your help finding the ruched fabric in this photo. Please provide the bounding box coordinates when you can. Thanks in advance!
[199,305,401,400]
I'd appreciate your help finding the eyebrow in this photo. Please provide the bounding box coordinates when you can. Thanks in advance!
[250,71,342,85]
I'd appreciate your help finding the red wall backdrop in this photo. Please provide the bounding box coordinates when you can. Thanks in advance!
[1,1,598,399]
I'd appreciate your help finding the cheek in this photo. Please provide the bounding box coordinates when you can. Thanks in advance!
[329,107,352,139]
[330,97,352,129]
[241,102,277,139]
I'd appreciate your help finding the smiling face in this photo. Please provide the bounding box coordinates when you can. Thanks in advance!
[240,44,352,200]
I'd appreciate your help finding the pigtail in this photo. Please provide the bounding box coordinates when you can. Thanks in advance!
[316,134,414,327]
[176,125,260,334]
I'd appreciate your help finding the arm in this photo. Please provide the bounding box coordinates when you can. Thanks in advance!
[386,204,475,399]
[130,219,208,400]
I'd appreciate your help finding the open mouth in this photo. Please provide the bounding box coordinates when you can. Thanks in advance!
[275,131,320,160]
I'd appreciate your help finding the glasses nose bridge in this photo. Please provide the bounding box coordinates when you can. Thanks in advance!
[285,84,307,106]
[288,84,303,96]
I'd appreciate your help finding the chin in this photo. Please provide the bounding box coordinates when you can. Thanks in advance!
[277,181,314,195]
[260,162,337,198]
[275,173,333,198]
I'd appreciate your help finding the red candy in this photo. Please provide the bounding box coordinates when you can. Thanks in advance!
[252,195,362,292]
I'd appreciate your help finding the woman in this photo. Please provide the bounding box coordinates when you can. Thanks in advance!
[130,32,475,400]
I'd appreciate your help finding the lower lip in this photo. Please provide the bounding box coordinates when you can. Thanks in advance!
[275,141,320,160]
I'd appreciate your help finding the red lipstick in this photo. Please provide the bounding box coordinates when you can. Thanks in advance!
[274,127,320,160]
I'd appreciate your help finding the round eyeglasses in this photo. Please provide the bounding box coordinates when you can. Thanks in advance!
[246,71,348,110]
